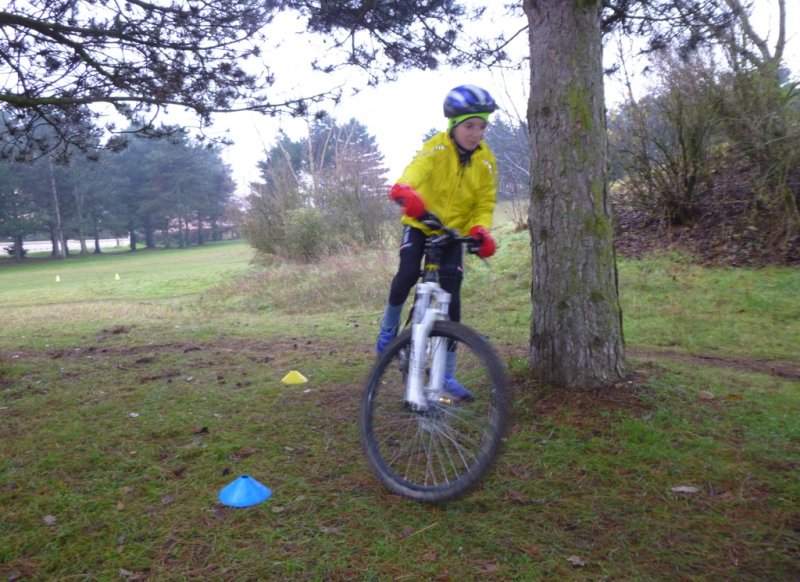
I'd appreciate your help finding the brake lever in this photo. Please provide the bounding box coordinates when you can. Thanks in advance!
[467,240,490,265]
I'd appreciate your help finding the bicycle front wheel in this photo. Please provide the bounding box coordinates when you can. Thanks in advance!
[360,320,510,503]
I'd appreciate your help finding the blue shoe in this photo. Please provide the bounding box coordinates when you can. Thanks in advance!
[376,327,397,355]
[443,375,474,401]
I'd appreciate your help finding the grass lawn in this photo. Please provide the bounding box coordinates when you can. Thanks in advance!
[1,236,798,581]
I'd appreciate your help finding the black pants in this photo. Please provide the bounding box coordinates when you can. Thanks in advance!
[387,226,464,323]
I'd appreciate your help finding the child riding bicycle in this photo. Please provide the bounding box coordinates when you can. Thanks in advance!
[376,84,499,401]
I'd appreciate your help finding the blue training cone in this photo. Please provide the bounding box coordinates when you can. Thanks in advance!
[218,475,272,507]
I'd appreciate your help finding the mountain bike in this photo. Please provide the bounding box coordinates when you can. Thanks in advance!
[359,211,510,503]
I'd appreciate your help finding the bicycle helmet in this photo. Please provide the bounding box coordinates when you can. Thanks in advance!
[443,85,498,121]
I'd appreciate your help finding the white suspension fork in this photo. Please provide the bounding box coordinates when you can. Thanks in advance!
[405,281,451,410]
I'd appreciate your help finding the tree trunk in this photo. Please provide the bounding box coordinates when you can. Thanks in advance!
[525,0,626,388]
[162,219,172,249]
[195,212,205,245]
[73,184,89,256]
[48,224,58,257]
[48,158,66,259]
[13,234,24,261]
[129,223,138,251]
[144,215,156,249]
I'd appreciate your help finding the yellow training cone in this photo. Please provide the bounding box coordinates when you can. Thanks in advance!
[281,370,308,384]
[55,275,61,282]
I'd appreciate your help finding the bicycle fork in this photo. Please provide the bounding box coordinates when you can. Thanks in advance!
[405,282,451,411]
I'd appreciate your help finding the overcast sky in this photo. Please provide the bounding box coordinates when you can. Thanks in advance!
[202,3,799,197]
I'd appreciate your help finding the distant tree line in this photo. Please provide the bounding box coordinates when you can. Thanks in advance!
[0,126,237,260]
[0,110,533,264]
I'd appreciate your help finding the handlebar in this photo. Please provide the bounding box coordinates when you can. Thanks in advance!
[417,211,483,256]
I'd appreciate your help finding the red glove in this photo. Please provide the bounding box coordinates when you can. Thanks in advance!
[389,184,425,219]
[469,225,496,258]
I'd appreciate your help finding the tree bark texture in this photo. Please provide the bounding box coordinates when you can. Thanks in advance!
[525,0,626,388]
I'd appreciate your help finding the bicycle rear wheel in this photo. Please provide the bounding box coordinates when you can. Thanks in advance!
[360,320,510,503]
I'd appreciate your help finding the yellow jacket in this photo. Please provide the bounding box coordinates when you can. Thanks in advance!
[397,132,498,236]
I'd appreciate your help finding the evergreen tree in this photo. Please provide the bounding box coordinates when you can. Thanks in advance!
[0,160,36,260]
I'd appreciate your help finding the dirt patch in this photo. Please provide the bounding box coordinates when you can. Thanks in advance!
[95,325,134,340]
[38,336,339,363]
[521,374,651,416]
[629,348,800,381]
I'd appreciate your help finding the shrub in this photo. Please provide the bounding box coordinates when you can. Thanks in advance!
[283,207,336,262]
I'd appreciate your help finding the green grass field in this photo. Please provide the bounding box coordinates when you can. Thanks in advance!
[1,236,798,580]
